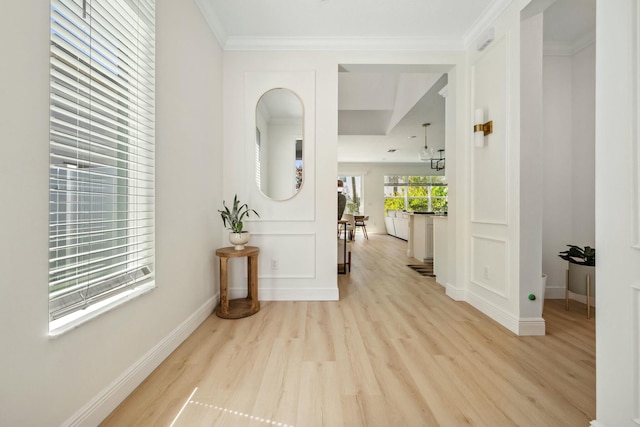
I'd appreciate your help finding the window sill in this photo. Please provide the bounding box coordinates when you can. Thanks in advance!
[49,282,156,338]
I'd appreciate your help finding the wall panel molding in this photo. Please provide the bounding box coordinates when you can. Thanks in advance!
[244,71,317,222]
[470,33,510,226]
[470,234,509,298]
[250,232,316,279]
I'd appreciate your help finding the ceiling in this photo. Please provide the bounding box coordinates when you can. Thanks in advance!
[196,0,596,164]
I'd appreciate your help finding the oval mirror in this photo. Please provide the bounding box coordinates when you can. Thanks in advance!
[255,88,304,200]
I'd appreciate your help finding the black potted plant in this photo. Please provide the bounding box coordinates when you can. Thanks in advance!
[558,245,595,266]
[218,194,259,250]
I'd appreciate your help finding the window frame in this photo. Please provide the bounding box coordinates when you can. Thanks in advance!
[338,175,364,214]
[48,0,156,335]
[384,175,448,213]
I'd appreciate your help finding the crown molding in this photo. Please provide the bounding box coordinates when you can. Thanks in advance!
[194,0,515,52]
[222,36,465,52]
[193,0,227,47]
[463,0,514,50]
[544,29,595,56]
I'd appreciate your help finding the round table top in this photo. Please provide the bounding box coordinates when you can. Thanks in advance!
[216,246,260,257]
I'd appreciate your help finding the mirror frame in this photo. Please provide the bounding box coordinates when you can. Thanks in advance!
[255,88,305,201]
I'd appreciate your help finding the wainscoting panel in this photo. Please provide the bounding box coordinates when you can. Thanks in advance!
[470,34,509,226]
[250,233,316,279]
[470,234,508,298]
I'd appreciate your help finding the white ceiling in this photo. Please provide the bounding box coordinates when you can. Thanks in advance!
[195,0,596,164]
[197,0,500,50]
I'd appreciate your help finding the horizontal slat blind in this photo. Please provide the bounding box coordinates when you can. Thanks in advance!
[49,0,155,321]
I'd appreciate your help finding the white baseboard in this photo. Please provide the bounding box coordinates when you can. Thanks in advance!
[518,317,546,336]
[445,283,466,301]
[465,291,546,336]
[63,296,217,427]
[466,291,520,334]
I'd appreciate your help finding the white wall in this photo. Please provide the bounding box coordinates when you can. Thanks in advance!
[222,51,464,302]
[465,0,534,334]
[520,12,545,322]
[595,2,640,424]
[571,44,596,246]
[542,54,574,295]
[542,42,595,296]
[0,1,224,425]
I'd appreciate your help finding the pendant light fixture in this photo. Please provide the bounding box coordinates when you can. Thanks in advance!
[419,123,434,161]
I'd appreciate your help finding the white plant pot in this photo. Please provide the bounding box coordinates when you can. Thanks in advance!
[229,231,250,250]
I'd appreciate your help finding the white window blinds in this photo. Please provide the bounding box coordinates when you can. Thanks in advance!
[49,0,155,322]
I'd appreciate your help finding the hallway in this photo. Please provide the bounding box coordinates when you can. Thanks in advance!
[102,234,595,426]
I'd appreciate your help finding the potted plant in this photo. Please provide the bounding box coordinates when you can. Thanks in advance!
[558,245,595,266]
[218,194,259,250]
[558,245,596,314]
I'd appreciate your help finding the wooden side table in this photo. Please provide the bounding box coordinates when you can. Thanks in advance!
[215,246,260,319]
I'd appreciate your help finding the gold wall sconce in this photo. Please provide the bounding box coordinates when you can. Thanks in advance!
[474,108,493,147]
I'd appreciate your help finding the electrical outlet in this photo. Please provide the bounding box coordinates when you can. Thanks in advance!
[271,259,278,270]
[483,266,490,280]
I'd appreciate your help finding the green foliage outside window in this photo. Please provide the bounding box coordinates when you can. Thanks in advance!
[384,175,448,214]
[384,197,405,211]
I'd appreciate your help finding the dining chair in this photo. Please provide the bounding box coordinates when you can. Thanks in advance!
[354,215,369,239]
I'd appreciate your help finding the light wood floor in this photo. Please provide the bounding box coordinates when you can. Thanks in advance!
[101,233,595,427]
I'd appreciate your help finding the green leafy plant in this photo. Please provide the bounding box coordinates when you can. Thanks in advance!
[218,194,259,233]
[558,245,595,266]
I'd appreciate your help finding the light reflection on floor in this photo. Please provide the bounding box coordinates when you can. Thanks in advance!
[170,387,295,427]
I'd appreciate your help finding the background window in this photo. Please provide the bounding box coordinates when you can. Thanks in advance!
[338,175,363,214]
[384,175,448,213]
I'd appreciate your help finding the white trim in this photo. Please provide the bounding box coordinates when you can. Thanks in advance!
[463,0,513,50]
[49,282,156,337]
[446,283,466,301]
[470,234,509,298]
[518,317,546,336]
[466,290,519,335]
[61,297,217,427]
[223,36,464,52]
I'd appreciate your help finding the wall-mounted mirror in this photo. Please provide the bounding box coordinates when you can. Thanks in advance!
[255,88,304,201]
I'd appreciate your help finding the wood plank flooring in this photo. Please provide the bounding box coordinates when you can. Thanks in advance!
[101,234,595,427]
